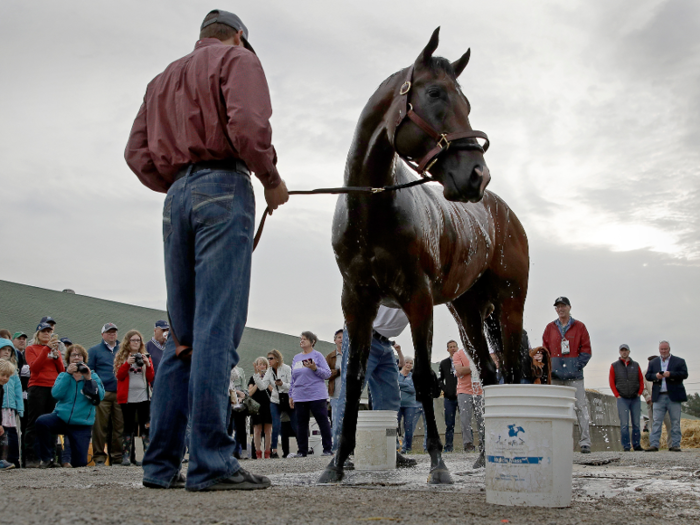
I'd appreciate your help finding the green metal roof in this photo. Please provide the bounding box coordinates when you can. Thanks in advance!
[0,279,334,370]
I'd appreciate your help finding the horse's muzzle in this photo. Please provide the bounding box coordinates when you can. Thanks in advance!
[443,163,491,203]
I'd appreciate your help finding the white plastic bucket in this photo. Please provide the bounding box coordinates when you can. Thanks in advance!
[354,410,397,471]
[483,384,576,508]
[308,420,322,455]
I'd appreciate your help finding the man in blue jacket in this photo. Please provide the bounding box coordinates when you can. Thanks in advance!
[87,323,123,466]
[645,341,688,452]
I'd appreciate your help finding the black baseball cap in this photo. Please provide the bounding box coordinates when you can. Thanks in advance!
[36,322,53,332]
[201,10,255,54]
[60,337,73,346]
[553,296,571,307]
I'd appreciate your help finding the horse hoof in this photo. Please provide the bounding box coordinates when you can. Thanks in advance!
[428,468,454,485]
[318,467,344,484]
[472,454,485,469]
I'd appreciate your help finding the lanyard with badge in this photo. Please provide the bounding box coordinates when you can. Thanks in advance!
[558,322,571,355]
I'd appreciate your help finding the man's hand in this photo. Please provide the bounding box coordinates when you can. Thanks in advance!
[656,372,664,380]
[264,180,289,212]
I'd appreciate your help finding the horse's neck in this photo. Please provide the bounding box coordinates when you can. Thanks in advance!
[344,79,402,189]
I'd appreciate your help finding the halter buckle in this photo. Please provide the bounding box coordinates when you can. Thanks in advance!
[424,158,439,173]
[371,187,385,194]
[437,134,450,150]
[400,81,411,95]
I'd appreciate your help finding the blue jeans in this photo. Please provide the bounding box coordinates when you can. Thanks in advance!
[142,168,255,491]
[62,435,72,464]
[270,402,281,450]
[443,398,458,451]
[332,330,401,449]
[650,394,682,448]
[398,406,422,452]
[35,413,92,467]
[616,397,641,449]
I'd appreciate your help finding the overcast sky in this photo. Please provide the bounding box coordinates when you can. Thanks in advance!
[1,1,698,394]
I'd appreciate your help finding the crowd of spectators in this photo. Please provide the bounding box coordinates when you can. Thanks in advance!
[0,317,160,470]
[0,301,690,472]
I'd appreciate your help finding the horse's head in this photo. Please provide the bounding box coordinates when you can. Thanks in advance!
[389,28,490,203]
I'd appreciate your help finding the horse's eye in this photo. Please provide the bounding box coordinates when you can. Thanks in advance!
[426,88,443,99]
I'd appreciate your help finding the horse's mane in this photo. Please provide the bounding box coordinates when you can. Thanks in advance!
[375,56,459,93]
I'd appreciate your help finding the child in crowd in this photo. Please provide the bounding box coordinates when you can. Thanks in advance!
[0,352,20,470]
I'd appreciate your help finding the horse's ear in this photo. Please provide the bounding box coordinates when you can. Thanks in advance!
[451,49,471,78]
[417,27,440,65]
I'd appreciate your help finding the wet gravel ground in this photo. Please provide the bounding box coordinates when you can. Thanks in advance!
[1,450,699,524]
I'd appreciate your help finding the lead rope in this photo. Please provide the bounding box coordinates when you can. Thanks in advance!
[252,176,434,251]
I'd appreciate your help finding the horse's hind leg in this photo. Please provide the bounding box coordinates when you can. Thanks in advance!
[318,287,377,484]
[404,293,453,484]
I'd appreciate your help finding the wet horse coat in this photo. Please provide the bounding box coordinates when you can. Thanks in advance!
[319,29,529,484]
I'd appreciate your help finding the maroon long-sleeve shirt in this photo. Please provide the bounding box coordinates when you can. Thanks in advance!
[125,38,281,193]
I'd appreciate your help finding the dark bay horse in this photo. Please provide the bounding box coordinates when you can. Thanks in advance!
[318,28,529,485]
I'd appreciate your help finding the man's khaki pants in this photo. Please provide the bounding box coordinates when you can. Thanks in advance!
[552,378,591,448]
[92,391,124,464]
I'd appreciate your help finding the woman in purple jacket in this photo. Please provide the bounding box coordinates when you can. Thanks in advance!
[289,331,332,457]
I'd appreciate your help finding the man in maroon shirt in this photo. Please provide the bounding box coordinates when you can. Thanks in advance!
[126,10,287,491]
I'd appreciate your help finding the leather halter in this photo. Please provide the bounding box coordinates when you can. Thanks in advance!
[392,65,490,175]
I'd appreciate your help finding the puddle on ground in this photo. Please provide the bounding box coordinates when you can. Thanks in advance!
[270,458,485,491]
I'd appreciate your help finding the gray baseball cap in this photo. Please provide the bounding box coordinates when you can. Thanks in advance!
[619,344,630,351]
[201,10,255,54]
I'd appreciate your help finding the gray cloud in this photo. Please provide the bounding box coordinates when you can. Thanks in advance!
[1,1,698,391]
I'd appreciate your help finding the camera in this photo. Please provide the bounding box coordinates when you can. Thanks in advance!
[133,353,144,367]
[76,363,88,373]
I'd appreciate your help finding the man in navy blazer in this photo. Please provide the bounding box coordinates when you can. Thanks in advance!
[644,341,688,452]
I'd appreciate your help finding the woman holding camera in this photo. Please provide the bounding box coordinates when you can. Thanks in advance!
[114,330,154,466]
[289,331,332,457]
[24,322,65,466]
[34,344,104,468]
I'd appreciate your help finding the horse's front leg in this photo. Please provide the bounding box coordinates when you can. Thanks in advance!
[318,288,376,484]
[406,295,454,485]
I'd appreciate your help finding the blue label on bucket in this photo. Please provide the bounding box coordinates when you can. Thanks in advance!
[487,455,544,465]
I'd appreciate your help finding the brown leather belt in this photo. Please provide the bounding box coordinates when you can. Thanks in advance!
[175,159,250,181]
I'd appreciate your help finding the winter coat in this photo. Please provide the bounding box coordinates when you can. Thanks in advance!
[115,356,154,404]
[87,340,120,392]
[527,347,552,385]
[0,340,24,416]
[52,372,105,426]
[542,319,591,381]
[25,343,66,388]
